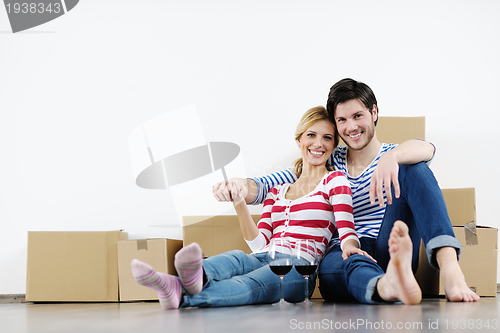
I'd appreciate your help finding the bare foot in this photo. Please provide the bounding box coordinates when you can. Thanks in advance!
[376,221,422,305]
[436,247,480,302]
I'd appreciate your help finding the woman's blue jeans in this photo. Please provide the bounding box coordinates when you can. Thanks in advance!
[318,162,461,304]
[180,250,316,308]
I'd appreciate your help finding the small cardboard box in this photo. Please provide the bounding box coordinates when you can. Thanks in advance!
[183,215,259,258]
[441,188,476,227]
[416,226,498,297]
[117,238,183,301]
[26,230,128,302]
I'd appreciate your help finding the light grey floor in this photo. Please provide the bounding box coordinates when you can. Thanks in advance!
[1,297,499,333]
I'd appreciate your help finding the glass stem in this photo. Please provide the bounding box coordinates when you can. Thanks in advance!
[280,276,285,301]
[304,276,309,301]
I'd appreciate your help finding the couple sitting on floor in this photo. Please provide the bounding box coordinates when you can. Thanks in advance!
[130,78,479,309]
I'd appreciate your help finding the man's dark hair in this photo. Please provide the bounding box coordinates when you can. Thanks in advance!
[326,78,379,126]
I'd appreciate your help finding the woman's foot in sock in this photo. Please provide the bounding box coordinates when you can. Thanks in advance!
[174,242,204,295]
[131,259,181,310]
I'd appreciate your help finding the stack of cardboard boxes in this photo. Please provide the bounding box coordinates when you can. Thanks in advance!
[416,187,498,297]
[25,117,497,302]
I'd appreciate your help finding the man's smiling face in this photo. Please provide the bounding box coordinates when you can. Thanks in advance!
[334,99,377,151]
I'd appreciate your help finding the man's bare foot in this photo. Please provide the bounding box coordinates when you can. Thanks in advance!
[436,247,480,302]
[376,221,422,305]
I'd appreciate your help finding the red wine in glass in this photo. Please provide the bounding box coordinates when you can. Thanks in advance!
[294,239,319,304]
[294,264,317,276]
[267,238,293,306]
[270,264,293,276]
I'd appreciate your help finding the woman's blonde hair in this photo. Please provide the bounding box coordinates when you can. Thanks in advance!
[291,106,338,177]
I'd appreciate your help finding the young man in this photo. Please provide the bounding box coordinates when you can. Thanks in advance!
[213,78,479,304]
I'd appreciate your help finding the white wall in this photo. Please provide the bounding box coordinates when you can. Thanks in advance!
[1,0,499,294]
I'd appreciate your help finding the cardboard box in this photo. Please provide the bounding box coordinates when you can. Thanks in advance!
[183,215,260,257]
[26,230,128,302]
[339,116,426,146]
[441,188,476,227]
[117,238,183,301]
[416,226,498,297]
[377,116,426,144]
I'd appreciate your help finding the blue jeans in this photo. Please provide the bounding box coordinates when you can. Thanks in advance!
[180,250,316,308]
[318,162,461,304]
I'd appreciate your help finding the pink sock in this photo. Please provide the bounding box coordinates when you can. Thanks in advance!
[131,259,181,310]
[174,242,204,295]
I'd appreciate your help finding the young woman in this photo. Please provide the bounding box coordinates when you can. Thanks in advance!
[131,106,372,309]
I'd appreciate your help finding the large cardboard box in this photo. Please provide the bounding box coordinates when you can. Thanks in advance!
[183,215,260,257]
[117,238,183,301]
[416,226,498,297]
[441,188,476,227]
[26,230,128,302]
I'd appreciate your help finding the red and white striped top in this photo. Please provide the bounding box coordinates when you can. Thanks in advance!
[246,171,358,257]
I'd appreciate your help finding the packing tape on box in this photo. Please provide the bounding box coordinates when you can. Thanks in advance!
[136,239,148,251]
[464,222,478,246]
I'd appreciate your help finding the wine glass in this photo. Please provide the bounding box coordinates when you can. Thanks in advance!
[293,239,318,304]
[268,238,293,306]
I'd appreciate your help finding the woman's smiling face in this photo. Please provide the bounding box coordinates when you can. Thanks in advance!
[296,119,336,168]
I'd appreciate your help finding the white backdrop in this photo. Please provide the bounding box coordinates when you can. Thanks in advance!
[1,0,499,294]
